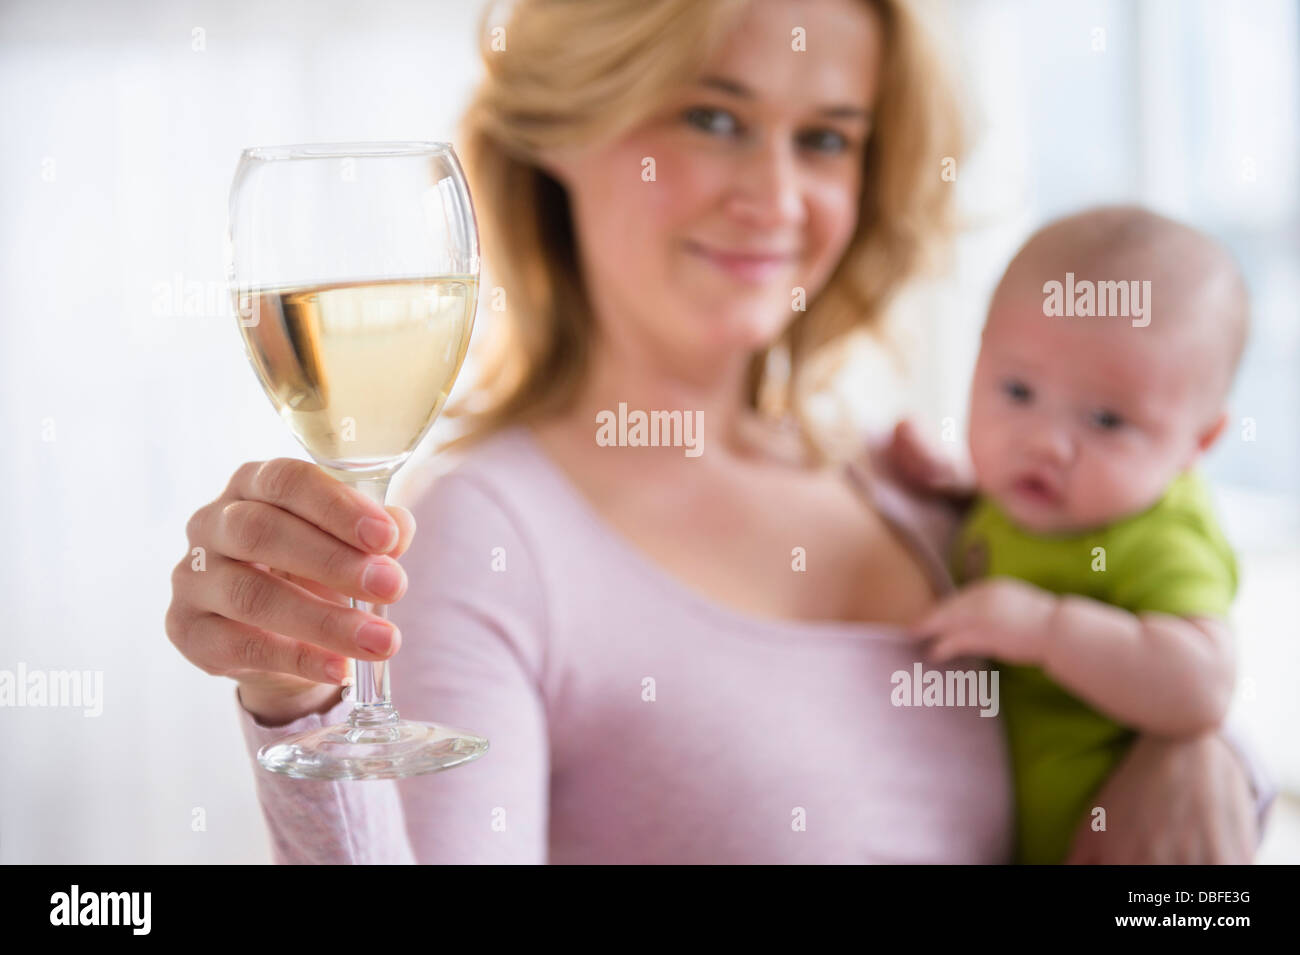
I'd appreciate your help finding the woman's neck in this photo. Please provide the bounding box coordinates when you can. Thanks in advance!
[553,336,814,467]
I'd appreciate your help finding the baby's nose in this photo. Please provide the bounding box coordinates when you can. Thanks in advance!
[1025,421,1075,465]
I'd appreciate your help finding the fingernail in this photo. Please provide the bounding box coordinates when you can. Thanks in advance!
[358,517,398,552]
[362,560,404,599]
[356,622,396,655]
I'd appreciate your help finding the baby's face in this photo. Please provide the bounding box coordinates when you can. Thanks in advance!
[968,283,1222,534]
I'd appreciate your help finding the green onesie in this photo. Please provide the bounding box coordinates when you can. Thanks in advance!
[951,470,1237,864]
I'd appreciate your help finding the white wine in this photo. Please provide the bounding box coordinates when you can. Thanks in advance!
[237,276,477,472]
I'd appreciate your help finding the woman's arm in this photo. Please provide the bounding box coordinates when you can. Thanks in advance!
[236,470,551,864]
[1062,727,1273,864]
[237,687,416,864]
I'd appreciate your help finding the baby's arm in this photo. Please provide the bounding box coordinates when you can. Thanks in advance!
[1039,597,1234,734]
[910,578,1235,735]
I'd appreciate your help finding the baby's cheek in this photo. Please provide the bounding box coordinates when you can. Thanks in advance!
[969,408,1008,480]
[1074,452,1154,522]
[970,445,1004,498]
[1068,480,1112,526]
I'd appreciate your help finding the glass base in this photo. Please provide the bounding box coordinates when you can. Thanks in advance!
[257,710,489,781]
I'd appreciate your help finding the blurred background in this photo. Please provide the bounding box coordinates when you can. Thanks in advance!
[2,0,1296,863]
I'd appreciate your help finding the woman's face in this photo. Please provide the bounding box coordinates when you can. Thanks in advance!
[541,0,882,377]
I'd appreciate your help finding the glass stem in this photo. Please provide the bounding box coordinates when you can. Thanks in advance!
[345,474,398,727]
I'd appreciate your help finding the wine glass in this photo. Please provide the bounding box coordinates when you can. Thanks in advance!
[226,141,489,780]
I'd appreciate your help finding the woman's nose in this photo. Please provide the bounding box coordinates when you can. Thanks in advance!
[723,135,805,230]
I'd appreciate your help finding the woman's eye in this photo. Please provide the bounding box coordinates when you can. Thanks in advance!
[799,128,849,154]
[1001,379,1032,403]
[1091,409,1125,431]
[684,106,740,137]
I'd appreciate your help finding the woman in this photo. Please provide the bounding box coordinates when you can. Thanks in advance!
[166,0,1267,863]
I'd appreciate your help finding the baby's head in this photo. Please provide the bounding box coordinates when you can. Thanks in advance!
[968,205,1249,534]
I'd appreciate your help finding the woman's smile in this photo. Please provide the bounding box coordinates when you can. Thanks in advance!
[682,237,798,284]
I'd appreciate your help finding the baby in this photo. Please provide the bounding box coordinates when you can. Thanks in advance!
[912,206,1249,864]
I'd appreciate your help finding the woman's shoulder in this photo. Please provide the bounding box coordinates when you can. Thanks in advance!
[396,423,575,557]
[392,425,559,608]
[399,420,525,501]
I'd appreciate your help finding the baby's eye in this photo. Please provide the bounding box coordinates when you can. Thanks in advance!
[798,128,850,154]
[1090,409,1125,431]
[1001,379,1032,404]
[684,106,741,138]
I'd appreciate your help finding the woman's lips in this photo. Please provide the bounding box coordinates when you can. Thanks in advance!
[684,239,795,284]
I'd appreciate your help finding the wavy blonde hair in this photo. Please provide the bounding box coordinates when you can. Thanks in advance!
[444,0,966,461]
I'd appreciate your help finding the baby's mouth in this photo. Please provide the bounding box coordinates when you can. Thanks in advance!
[1010,473,1064,507]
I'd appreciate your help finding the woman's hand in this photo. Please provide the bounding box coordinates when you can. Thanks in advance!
[1063,731,1258,864]
[165,458,416,725]
[880,420,975,502]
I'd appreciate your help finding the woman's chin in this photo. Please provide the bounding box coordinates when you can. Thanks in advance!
[691,305,791,354]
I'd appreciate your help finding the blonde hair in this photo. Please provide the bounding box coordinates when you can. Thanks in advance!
[444,0,966,461]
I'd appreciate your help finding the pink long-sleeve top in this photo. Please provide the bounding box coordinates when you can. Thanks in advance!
[233,425,1271,863]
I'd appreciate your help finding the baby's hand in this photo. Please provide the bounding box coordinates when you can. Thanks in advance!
[908,577,1059,665]
[881,420,975,500]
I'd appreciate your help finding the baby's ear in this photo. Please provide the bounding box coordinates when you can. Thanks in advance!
[1193,410,1230,457]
